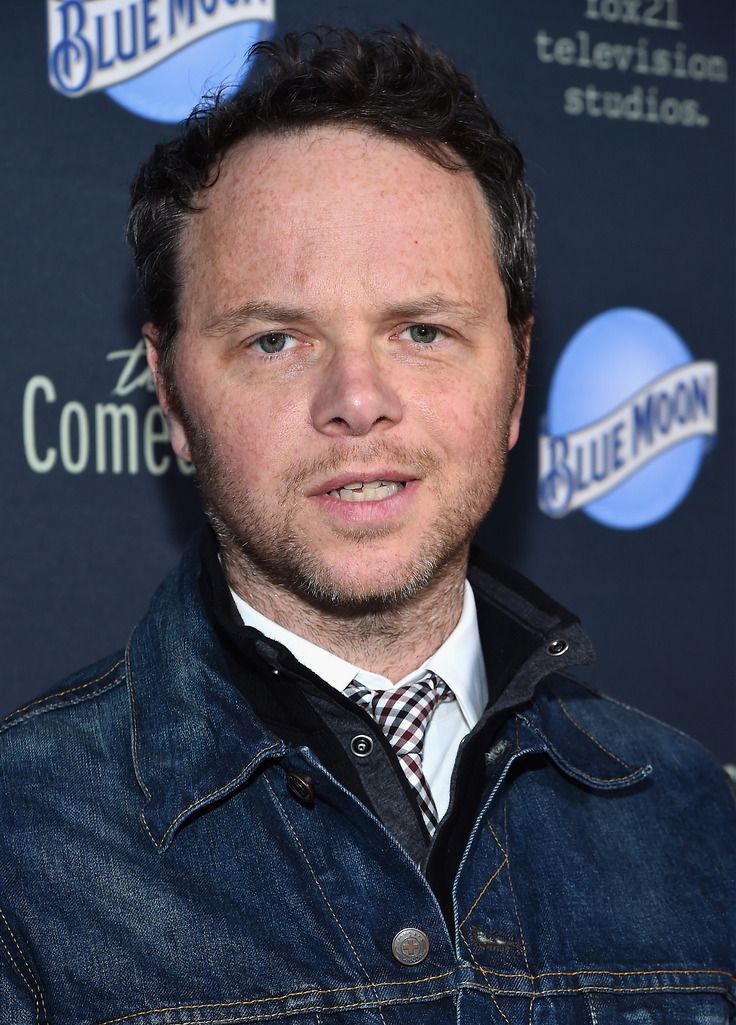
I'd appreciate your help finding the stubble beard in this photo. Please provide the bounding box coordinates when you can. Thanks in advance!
[181,406,512,618]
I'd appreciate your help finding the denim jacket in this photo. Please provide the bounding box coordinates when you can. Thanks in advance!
[1,539,734,1024]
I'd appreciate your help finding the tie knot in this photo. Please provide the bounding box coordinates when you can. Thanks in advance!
[343,672,453,836]
[346,672,451,757]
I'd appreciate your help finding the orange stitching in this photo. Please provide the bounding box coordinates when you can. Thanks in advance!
[0,659,124,727]
[469,966,736,983]
[95,972,457,1024]
[458,909,493,992]
[459,960,736,990]
[457,820,511,994]
[551,691,633,770]
[486,820,508,860]
[97,988,459,1025]
[1,660,124,725]
[490,992,512,1024]
[456,877,494,992]
[93,979,736,1025]
[462,966,735,1000]
[486,984,734,998]
[459,824,510,930]
[502,803,532,982]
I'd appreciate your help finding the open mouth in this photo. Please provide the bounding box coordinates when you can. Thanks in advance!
[326,480,407,502]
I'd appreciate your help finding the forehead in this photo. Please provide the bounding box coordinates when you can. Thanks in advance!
[178,126,501,321]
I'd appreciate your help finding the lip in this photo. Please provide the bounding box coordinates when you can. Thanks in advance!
[310,476,420,523]
[307,469,418,497]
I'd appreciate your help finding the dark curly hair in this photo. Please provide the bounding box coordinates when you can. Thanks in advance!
[127,26,535,378]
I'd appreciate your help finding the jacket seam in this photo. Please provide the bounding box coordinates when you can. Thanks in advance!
[468,967,736,983]
[92,977,736,1025]
[262,775,389,1025]
[478,983,736,999]
[95,971,457,1024]
[96,989,459,1025]
[0,660,125,735]
[126,635,286,850]
[514,713,643,786]
[549,688,634,770]
[502,801,534,998]
[593,687,736,772]
[0,906,46,1025]
[585,992,599,1025]
[458,819,508,933]
[125,648,157,849]
[489,993,512,1024]
[155,741,284,849]
[456,819,507,993]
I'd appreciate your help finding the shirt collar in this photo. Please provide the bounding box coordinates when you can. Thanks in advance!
[230,580,487,729]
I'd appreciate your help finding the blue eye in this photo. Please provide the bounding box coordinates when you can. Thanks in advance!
[403,324,443,345]
[251,332,298,354]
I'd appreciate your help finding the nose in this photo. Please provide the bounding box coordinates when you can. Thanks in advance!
[310,343,403,437]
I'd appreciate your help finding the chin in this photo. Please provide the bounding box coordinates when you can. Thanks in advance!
[209,494,475,616]
[284,541,467,616]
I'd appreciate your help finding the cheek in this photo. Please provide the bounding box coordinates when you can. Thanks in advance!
[417,376,514,459]
[198,387,307,485]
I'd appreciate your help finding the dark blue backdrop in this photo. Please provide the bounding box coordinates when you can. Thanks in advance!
[3,1,734,763]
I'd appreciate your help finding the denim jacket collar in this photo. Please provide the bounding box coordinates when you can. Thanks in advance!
[126,536,650,851]
[126,538,288,850]
[515,689,653,789]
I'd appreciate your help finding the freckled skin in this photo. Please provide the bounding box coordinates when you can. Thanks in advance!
[147,127,529,679]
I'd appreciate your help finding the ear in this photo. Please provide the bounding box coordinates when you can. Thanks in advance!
[143,323,192,463]
[507,317,532,452]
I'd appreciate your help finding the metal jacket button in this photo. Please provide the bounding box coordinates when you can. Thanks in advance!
[350,734,374,757]
[391,927,430,965]
[286,773,315,806]
[547,637,569,656]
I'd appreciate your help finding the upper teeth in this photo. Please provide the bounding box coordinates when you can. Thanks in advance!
[328,480,406,502]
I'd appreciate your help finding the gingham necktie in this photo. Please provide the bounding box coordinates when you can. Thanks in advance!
[344,672,452,835]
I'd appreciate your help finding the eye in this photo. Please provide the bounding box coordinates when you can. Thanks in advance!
[250,331,299,354]
[398,323,446,345]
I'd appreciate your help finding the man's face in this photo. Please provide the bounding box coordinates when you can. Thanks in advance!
[150,127,527,611]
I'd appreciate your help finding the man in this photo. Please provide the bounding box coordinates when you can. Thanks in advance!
[1,27,734,1024]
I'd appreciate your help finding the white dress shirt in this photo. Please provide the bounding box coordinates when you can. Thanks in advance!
[230,582,488,823]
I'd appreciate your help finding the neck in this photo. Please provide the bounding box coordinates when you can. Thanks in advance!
[220,547,468,681]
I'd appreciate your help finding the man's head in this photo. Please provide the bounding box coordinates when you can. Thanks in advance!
[129,28,535,616]
[128,27,535,384]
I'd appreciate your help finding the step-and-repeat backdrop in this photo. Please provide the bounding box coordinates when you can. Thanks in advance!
[4,1,734,763]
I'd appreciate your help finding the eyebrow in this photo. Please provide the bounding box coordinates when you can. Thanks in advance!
[203,301,321,335]
[202,293,486,334]
[378,293,486,324]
